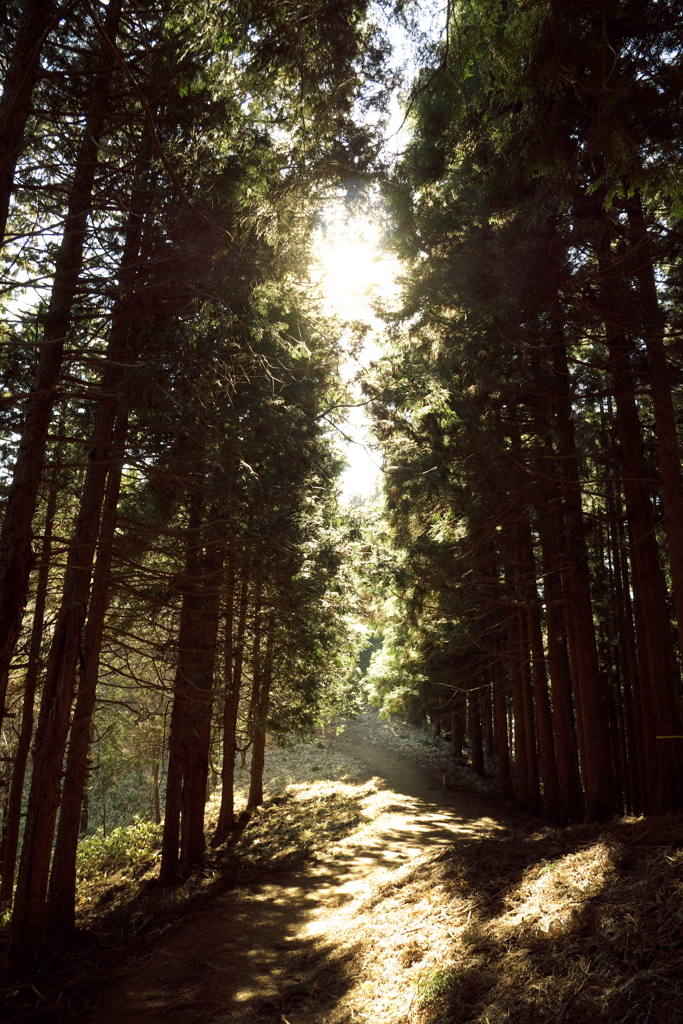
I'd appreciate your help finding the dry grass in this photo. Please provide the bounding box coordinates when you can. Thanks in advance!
[74,779,384,942]
[0,727,384,1023]
[309,816,683,1024]
[3,713,683,1024]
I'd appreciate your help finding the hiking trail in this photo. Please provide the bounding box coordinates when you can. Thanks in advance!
[89,716,502,1024]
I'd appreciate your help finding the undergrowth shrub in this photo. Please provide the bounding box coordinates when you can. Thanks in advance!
[76,817,163,882]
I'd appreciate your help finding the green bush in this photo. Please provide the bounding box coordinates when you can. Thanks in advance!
[76,816,163,882]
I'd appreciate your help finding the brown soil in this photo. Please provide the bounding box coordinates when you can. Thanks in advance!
[80,723,503,1024]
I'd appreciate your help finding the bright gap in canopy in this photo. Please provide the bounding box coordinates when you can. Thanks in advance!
[313,200,401,503]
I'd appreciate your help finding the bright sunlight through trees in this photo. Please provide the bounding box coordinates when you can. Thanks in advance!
[314,204,400,502]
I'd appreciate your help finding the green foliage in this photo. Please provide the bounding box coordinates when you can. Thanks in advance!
[85,728,157,834]
[76,818,163,883]
[415,968,461,1005]
[367,0,683,717]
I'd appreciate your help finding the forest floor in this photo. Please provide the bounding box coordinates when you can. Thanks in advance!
[2,710,683,1024]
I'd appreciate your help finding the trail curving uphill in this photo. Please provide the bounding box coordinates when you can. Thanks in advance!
[89,717,502,1024]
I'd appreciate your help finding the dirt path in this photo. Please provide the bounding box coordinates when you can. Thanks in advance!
[88,725,501,1024]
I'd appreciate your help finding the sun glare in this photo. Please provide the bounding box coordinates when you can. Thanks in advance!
[321,238,382,304]
[314,208,401,503]
[315,215,400,323]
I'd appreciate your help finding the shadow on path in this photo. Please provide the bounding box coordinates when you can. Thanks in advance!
[90,726,503,1023]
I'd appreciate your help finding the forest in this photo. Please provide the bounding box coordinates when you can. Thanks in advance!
[1,0,683,994]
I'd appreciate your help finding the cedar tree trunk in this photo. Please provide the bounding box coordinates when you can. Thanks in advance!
[46,411,127,934]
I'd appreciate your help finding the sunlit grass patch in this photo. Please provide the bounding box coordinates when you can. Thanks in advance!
[415,967,462,1005]
[225,733,369,810]
[316,817,683,1024]
[495,839,618,939]
[228,781,374,872]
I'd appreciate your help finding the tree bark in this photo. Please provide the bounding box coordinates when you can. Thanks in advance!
[536,483,584,823]
[626,194,683,663]
[519,515,560,821]
[3,164,145,963]
[46,410,128,934]
[214,567,249,841]
[491,620,513,799]
[468,687,485,776]
[518,606,541,813]
[603,324,683,811]
[610,490,644,813]
[246,595,265,810]
[247,609,274,811]
[547,323,615,820]
[159,484,203,884]
[505,560,530,809]
[0,453,59,909]
[482,677,494,756]
[2,385,129,968]
[160,479,225,881]
[179,534,224,876]
[450,690,466,757]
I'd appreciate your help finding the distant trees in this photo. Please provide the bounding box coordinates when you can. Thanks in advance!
[367,0,683,823]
